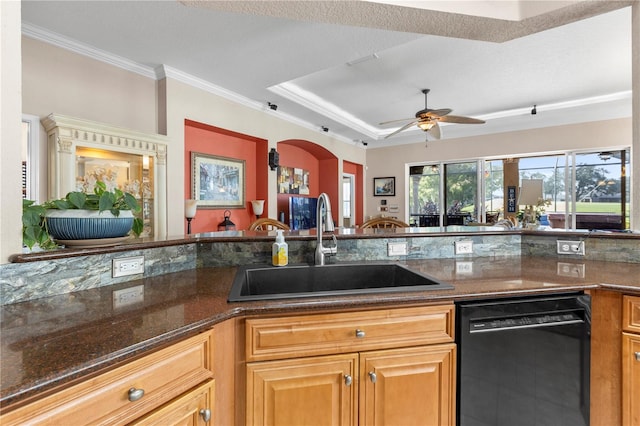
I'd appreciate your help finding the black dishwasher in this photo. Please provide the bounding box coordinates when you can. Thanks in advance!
[456,293,591,426]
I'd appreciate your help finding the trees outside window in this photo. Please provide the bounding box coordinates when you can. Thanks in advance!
[408,148,630,230]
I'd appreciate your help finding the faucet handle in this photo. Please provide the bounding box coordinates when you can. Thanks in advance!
[327,234,338,256]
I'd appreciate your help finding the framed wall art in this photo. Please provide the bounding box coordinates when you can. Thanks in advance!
[373,176,395,196]
[192,152,245,208]
[277,166,310,194]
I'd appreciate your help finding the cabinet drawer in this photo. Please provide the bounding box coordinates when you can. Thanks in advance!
[246,305,454,361]
[623,296,640,333]
[130,379,215,426]
[1,330,213,426]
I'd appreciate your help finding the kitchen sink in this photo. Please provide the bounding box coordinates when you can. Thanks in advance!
[227,262,453,302]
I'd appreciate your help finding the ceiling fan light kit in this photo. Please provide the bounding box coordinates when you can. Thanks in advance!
[381,88,485,141]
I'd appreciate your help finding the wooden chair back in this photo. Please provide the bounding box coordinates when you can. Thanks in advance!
[360,217,409,229]
[249,218,290,231]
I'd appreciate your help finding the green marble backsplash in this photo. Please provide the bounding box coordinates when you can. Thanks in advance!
[1,233,638,305]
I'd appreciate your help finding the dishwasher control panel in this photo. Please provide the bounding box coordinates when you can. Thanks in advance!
[470,312,582,332]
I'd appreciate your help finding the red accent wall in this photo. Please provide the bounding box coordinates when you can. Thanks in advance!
[343,160,364,226]
[184,120,267,233]
[276,142,339,226]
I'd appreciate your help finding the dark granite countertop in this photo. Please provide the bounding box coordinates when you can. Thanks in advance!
[2,256,640,409]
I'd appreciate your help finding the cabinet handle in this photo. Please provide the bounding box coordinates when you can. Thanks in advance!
[369,371,377,383]
[344,374,353,386]
[127,387,145,402]
[199,408,212,422]
[635,352,640,362]
[355,329,365,338]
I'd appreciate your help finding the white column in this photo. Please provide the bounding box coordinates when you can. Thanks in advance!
[155,145,168,238]
[0,1,23,263]
[632,2,640,231]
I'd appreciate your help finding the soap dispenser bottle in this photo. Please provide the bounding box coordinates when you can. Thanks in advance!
[272,229,288,266]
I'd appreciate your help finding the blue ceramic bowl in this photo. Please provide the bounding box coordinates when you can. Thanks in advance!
[45,211,134,240]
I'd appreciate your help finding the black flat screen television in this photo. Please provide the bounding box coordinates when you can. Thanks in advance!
[289,196,317,230]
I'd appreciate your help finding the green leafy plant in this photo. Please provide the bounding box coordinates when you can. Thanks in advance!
[22,181,143,250]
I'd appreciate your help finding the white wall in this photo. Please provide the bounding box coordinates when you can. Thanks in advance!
[21,38,159,134]
[0,37,366,261]
[364,117,632,221]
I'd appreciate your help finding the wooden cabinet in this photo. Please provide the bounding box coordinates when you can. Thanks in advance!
[245,305,456,426]
[622,296,640,426]
[247,354,358,426]
[360,345,455,426]
[0,330,214,426]
[131,380,214,426]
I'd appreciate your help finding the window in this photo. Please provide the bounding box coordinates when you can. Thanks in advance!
[444,162,477,225]
[408,148,630,230]
[409,164,441,226]
[409,161,480,226]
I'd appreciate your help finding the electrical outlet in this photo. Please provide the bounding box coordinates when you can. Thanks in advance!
[387,242,408,256]
[456,261,473,275]
[113,285,144,309]
[556,240,585,256]
[112,255,145,278]
[557,262,586,278]
[455,240,473,255]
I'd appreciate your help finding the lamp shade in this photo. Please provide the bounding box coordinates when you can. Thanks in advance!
[519,179,543,206]
[185,199,198,219]
[251,200,265,217]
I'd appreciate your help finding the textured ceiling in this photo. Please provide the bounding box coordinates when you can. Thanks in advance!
[21,1,634,148]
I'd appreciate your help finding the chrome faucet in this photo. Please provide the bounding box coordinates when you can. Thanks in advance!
[315,192,337,265]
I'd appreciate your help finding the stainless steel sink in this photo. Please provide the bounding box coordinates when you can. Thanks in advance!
[227,262,453,302]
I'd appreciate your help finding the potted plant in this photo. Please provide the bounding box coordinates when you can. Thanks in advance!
[23,181,144,250]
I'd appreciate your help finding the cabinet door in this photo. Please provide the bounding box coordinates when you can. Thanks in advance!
[131,380,214,426]
[359,344,456,426]
[246,354,358,426]
[623,333,640,426]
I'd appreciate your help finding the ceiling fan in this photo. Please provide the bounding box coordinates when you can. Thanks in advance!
[380,89,485,140]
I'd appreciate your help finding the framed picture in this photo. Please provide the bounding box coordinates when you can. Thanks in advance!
[374,177,395,196]
[191,152,245,208]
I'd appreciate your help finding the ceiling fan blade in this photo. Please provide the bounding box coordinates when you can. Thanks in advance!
[416,108,452,119]
[384,120,417,139]
[379,117,415,126]
[438,115,485,124]
[428,121,441,140]
[425,108,452,118]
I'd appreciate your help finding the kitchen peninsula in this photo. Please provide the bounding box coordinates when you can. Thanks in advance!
[1,228,639,424]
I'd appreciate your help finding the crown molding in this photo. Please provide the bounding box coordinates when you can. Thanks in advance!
[22,22,156,79]
[21,23,354,144]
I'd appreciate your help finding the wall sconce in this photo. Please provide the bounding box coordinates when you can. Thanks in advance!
[251,200,265,219]
[217,210,236,231]
[531,105,537,115]
[268,148,279,171]
[185,199,198,234]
